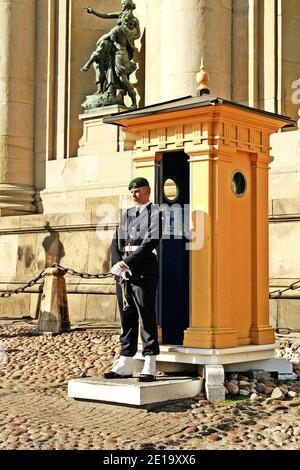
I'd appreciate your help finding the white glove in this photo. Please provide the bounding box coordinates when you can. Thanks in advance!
[111,264,132,279]
[111,263,124,277]
[121,268,132,280]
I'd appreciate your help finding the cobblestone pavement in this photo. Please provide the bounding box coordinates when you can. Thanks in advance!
[0,322,299,450]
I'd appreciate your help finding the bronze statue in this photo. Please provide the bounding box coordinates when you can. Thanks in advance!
[81,0,140,110]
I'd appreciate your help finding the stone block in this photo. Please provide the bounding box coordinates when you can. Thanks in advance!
[15,233,39,278]
[0,293,30,318]
[204,365,226,402]
[132,359,199,375]
[272,198,300,216]
[44,152,133,190]
[269,299,278,328]
[74,281,115,295]
[41,189,87,214]
[204,365,225,385]
[93,204,118,226]
[29,293,42,320]
[270,129,300,173]
[269,172,300,200]
[67,294,87,323]
[0,216,20,231]
[270,221,300,278]
[19,214,48,229]
[65,212,92,227]
[59,231,89,274]
[278,373,298,381]
[85,294,118,323]
[68,376,203,406]
[205,385,226,402]
[78,107,135,156]
[139,344,275,367]
[0,235,19,278]
[35,232,61,272]
[86,195,120,214]
[278,300,300,330]
[88,231,111,275]
[224,358,293,374]
[43,214,67,228]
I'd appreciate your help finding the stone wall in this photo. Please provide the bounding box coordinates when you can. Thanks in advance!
[269,128,300,330]
[0,212,119,325]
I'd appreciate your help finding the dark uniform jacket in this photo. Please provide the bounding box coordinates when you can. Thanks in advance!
[111,203,162,282]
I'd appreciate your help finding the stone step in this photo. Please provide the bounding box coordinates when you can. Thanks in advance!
[68,376,204,406]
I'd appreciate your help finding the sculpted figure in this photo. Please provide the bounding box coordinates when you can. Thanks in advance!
[81,0,140,110]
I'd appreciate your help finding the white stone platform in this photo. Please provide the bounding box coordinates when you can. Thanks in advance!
[68,344,295,406]
[135,344,294,376]
[136,343,276,366]
[133,344,295,401]
[68,376,204,406]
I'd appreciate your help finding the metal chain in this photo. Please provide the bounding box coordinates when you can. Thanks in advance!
[0,264,113,299]
[51,263,113,280]
[0,270,46,299]
[269,279,300,298]
[1,259,299,301]
[275,327,300,335]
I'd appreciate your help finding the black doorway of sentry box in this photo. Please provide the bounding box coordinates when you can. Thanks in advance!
[156,151,190,345]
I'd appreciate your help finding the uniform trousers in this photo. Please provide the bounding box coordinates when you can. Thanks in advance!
[116,279,160,357]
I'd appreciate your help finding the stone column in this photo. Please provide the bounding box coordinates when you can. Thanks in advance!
[258,0,277,112]
[232,0,249,105]
[183,149,237,349]
[248,0,259,108]
[278,0,300,120]
[0,0,36,215]
[160,0,205,101]
[158,0,232,102]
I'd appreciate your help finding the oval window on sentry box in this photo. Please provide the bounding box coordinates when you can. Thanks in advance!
[231,171,247,197]
[163,178,179,202]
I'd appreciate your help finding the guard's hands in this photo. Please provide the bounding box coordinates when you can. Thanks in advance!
[84,7,93,14]
[119,261,129,269]
[111,263,123,277]
[111,262,131,278]
[121,268,132,280]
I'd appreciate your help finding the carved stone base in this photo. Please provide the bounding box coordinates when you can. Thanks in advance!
[0,184,36,216]
[38,267,70,334]
[78,106,136,156]
[82,92,125,111]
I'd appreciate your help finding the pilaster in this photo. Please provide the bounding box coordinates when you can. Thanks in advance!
[183,147,238,349]
[157,0,232,103]
[250,152,275,344]
[0,0,36,215]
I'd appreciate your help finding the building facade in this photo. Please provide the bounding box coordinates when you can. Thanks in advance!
[0,0,299,330]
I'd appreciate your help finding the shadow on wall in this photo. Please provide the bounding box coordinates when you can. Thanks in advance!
[30,222,65,319]
[31,223,66,320]
[42,222,65,268]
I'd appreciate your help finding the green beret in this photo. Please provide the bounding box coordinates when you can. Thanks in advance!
[128,177,150,190]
